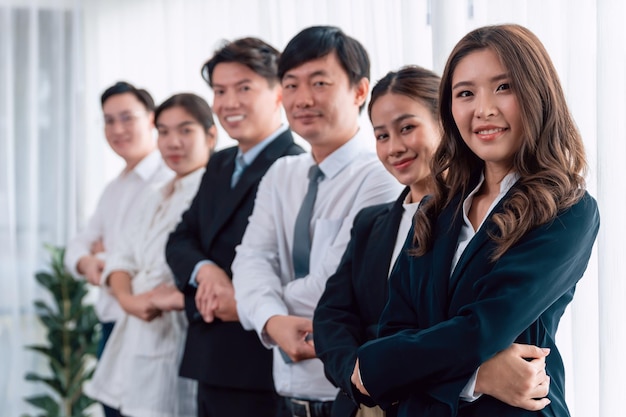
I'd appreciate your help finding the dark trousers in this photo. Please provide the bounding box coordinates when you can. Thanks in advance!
[197,382,288,417]
[96,321,121,417]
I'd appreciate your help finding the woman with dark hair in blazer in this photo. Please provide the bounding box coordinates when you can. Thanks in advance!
[314,65,555,417]
[352,25,600,417]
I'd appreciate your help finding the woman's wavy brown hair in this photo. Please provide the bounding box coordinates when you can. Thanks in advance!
[413,24,587,260]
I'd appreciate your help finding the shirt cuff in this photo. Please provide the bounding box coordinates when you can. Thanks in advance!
[189,260,215,287]
[460,367,482,402]
[260,328,277,348]
[255,308,288,348]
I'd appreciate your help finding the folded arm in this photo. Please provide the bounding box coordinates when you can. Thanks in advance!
[358,196,599,404]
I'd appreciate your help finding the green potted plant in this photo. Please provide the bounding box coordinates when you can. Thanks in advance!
[23,244,99,417]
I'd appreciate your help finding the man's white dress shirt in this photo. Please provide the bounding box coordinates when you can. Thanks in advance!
[232,130,402,401]
[64,150,173,322]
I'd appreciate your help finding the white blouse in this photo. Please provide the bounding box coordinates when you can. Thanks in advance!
[84,168,204,417]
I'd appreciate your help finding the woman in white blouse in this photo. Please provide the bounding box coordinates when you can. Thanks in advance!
[85,93,216,417]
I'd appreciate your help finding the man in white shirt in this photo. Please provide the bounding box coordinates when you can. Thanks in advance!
[64,81,172,417]
[232,26,402,417]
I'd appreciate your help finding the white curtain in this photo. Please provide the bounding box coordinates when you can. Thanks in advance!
[79,0,434,168]
[0,0,84,415]
[2,0,624,416]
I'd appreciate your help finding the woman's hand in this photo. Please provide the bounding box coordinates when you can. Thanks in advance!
[151,284,184,311]
[351,358,371,397]
[118,292,162,322]
[476,343,551,411]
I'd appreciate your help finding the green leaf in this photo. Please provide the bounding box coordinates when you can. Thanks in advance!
[33,303,58,323]
[84,341,98,357]
[46,245,66,276]
[78,306,99,326]
[24,394,60,414]
[24,372,63,395]
[68,351,87,373]
[45,334,66,362]
[49,360,68,394]
[69,288,89,318]
[35,271,56,289]
[72,393,96,417]
[25,345,64,369]
[39,315,63,332]
[50,287,67,315]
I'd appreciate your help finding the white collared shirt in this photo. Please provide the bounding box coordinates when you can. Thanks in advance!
[64,149,174,322]
[453,171,520,401]
[389,197,420,277]
[452,171,520,275]
[238,123,289,167]
[232,129,402,400]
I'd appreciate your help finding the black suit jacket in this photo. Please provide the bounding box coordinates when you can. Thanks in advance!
[313,188,409,417]
[358,181,600,417]
[166,130,304,390]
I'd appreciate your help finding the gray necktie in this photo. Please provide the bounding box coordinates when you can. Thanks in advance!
[279,165,323,364]
[292,165,324,279]
[230,153,246,188]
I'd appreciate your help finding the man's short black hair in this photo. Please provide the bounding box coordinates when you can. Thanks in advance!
[277,25,370,86]
[100,81,155,111]
[201,37,280,88]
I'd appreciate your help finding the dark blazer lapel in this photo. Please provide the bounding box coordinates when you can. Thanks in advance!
[370,187,410,299]
[431,193,465,300]
[447,217,492,296]
[217,149,238,193]
[205,130,295,245]
[448,184,518,294]
[200,148,236,248]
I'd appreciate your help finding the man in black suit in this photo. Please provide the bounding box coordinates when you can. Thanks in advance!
[165,37,304,417]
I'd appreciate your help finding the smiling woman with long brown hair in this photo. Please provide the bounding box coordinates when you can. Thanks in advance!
[315,64,560,417]
[353,24,600,417]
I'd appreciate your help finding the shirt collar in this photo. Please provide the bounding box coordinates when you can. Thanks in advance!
[500,171,520,192]
[462,170,521,217]
[161,167,205,198]
[317,128,369,180]
[130,149,164,181]
[237,124,288,167]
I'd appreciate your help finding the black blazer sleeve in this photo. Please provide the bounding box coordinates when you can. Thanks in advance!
[314,206,385,408]
[358,192,600,409]
[165,150,231,291]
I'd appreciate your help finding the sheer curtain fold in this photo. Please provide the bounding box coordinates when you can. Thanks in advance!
[597,1,626,416]
[0,2,83,415]
[0,6,18,409]
[1,1,623,416]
